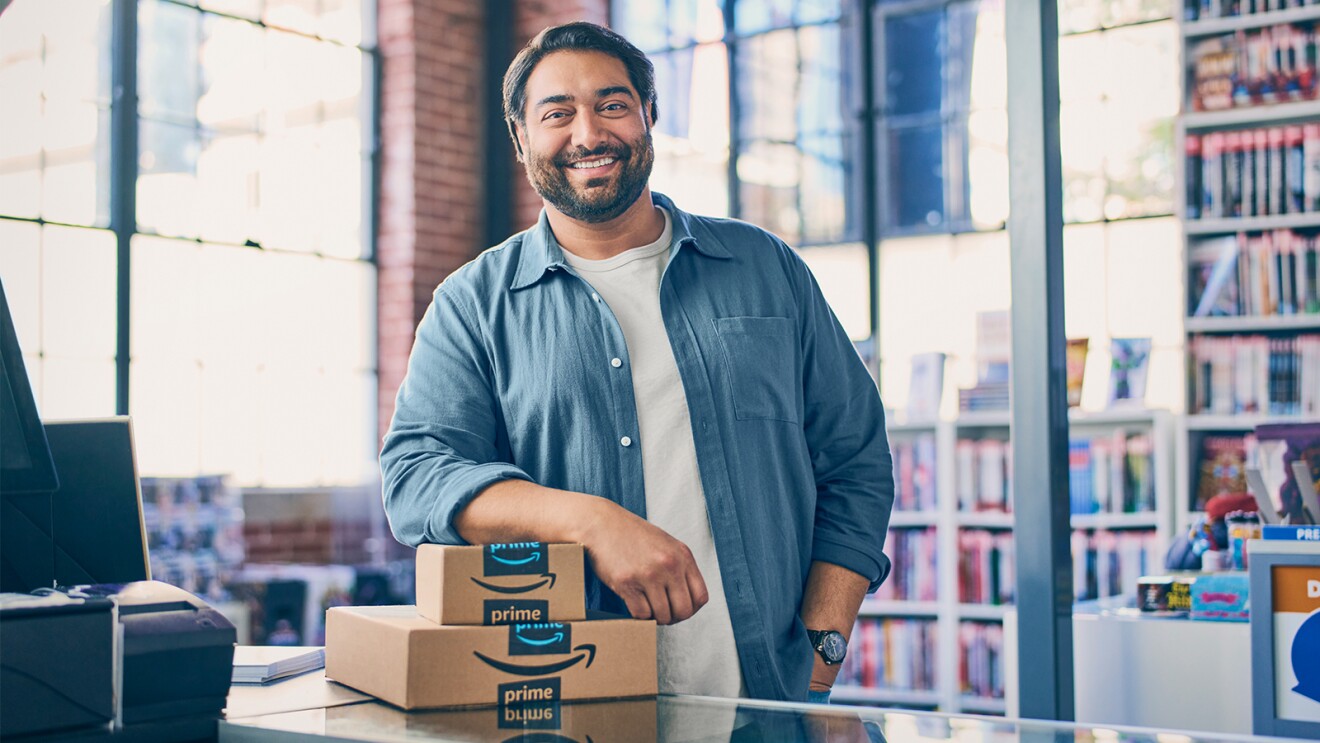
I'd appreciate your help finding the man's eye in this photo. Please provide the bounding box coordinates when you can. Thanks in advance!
[603,103,626,111]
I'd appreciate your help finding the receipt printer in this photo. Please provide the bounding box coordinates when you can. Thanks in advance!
[0,581,235,738]
[0,594,116,738]
[97,580,237,724]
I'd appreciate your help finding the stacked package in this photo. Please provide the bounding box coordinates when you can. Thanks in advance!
[325,542,657,709]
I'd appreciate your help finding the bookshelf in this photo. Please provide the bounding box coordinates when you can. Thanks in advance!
[1183,3,1320,37]
[854,410,1174,716]
[1178,3,1320,531]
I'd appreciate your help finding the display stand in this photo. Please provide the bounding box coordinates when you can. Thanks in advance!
[1248,539,1320,738]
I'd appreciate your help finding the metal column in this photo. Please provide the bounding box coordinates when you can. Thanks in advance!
[1004,0,1073,722]
[110,0,139,416]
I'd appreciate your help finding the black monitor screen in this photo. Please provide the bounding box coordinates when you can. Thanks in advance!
[0,279,61,592]
[46,419,151,588]
[0,279,58,494]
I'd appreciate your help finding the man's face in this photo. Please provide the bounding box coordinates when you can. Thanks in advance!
[517,50,654,224]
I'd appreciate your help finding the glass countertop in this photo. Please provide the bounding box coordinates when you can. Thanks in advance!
[221,692,1295,743]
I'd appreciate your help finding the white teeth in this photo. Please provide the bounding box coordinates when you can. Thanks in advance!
[570,157,616,169]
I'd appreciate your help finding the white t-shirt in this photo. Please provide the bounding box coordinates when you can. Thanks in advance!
[561,208,746,698]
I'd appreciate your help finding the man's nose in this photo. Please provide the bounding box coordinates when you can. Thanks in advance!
[570,110,609,151]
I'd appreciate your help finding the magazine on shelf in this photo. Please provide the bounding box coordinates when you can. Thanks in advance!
[1107,338,1152,408]
[1066,338,1089,407]
[1195,434,1254,510]
[907,352,946,421]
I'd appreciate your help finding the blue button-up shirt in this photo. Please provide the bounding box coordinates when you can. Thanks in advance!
[381,192,893,702]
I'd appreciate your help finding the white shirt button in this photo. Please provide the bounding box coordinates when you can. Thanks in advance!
[620,436,632,447]
[592,293,601,302]
[610,357,622,368]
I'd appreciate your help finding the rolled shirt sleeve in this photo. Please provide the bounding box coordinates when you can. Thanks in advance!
[380,286,532,547]
[785,244,895,592]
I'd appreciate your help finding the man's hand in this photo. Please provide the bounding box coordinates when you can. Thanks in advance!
[454,480,708,625]
[580,499,709,625]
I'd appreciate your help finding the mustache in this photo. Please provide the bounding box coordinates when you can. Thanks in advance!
[554,144,630,167]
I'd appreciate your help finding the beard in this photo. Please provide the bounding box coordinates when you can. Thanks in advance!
[523,130,655,224]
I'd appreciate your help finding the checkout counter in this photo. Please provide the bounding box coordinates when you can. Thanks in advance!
[221,673,1298,743]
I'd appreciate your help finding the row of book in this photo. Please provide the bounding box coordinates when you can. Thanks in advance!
[1186,0,1320,22]
[1189,25,1319,113]
[1188,333,1320,415]
[877,528,1160,604]
[1071,530,1160,602]
[958,381,1009,412]
[958,529,1016,606]
[1067,431,1157,516]
[959,622,1005,701]
[892,433,938,512]
[1186,127,1320,221]
[956,438,1013,513]
[1189,232,1320,317]
[837,618,938,694]
[869,528,938,603]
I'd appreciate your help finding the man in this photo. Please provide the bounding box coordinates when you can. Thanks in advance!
[381,21,893,703]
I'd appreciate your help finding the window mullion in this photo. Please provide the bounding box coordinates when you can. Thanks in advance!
[110,0,140,416]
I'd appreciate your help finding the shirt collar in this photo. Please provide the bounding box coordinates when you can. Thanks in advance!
[509,191,732,292]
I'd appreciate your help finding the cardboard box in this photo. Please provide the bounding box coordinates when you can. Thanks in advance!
[325,606,656,710]
[417,542,586,625]
[323,695,658,741]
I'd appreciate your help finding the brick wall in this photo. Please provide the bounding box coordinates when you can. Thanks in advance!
[376,0,609,445]
[510,0,610,230]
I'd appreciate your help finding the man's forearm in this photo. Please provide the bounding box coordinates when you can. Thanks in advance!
[453,479,605,545]
[453,479,711,626]
[800,560,871,692]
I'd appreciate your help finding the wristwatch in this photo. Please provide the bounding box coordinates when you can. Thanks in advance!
[806,629,847,665]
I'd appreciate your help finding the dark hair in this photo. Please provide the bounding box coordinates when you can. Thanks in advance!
[502,21,658,156]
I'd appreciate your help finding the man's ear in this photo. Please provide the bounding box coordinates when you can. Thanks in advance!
[508,120,526,163]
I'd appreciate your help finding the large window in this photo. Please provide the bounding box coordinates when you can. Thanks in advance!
[0,0,378,487]
[879,0,1009,234]
[615,0,861,247]
[613,0,1182,414]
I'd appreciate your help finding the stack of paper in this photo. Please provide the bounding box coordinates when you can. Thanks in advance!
[231,646,325,685]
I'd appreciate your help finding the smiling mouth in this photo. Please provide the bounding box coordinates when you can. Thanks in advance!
[566,157,618,171]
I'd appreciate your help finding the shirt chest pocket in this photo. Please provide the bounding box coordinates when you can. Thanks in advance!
[714,316,799,424]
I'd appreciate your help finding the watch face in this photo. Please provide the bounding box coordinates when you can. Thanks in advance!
[820,631,847,663]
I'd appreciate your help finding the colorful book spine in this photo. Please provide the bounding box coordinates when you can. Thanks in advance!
[891,433,939,512]
[869,527,939,602]
[958,622,1005,700]
[1189,126,1320,222]
[838,618,938,693]
[1189,333,1320,415]
[1066,431,1156,515]
[1070,529,1160,602]
[958,529,1015,605]
[956,438,1013,513]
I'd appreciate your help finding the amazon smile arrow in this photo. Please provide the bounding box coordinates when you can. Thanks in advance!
[474,644,598,676]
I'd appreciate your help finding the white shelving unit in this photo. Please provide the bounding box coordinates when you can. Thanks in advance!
[831,686,941,708]
[1182,4,1320,37]
[858,599,940,618]
[858,410,1175,716]
[1177,6,1320,531]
